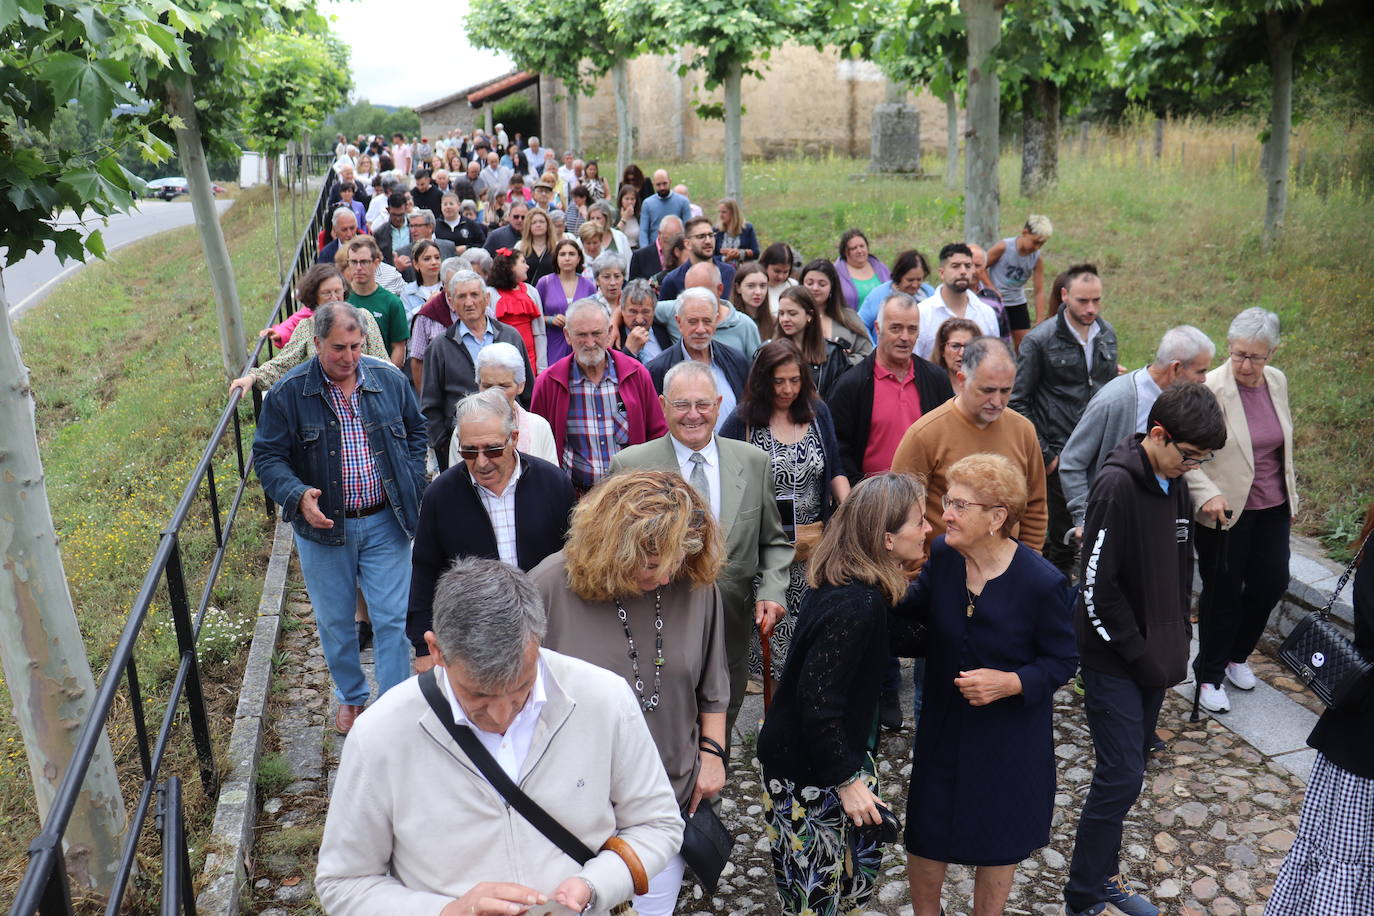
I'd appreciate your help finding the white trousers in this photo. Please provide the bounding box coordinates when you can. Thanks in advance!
[631,853,686,916]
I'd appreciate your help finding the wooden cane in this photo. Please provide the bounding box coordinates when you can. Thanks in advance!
[760,618,774,710]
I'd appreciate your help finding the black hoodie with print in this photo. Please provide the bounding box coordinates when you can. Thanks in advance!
[1076,434,1195,688]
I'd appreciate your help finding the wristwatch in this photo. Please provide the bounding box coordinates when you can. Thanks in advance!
[578,876,598,913]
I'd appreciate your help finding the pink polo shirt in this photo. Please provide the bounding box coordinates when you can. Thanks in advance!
[863,360,923,475]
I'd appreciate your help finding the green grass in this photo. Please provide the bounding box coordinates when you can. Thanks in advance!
[256,752,294,798]
[666,142,1374,555]
[0,185,300,896]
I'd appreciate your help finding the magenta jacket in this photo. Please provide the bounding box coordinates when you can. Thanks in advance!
[529,349,668,463]
[833,256,892,310]
[270,307,313,345]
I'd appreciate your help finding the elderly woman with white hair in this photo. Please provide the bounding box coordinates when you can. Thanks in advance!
[590,252,629,317]
[449,342,558,467]
[587,199,632,258]
[1188,307,1299,714]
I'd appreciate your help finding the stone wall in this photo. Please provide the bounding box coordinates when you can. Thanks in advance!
[572,44,955,161]
[418,84,538,144]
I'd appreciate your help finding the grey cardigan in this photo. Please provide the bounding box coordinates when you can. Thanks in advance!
[1059,367,1150,528]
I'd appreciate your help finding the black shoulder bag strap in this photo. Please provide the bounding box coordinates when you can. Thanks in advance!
[418,668,596,865]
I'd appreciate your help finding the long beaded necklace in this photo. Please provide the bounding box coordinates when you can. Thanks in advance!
[614,588,664,712]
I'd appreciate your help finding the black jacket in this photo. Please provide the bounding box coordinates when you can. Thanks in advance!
[437,218,487,248]
[1307,559,1374,778]
[645,341,749,398]
[419,318,534,460]
[407,453,574,653]
[483,223,522,255]
[1076,436,1194,687]
[328,179,371,209]
[824,352,954,482]
[411,184,444,220]
[617,321,674,362]
[628,244,662,281]
[1009,308,1119,465]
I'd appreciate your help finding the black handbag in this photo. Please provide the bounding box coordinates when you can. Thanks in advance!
[1277,532,1373,710]
[853,802,902,846]
[680,802,733,893]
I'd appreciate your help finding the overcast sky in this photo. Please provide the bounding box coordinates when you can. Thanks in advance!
[320,0,513,108]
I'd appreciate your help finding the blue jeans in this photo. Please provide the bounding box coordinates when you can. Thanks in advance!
[294,510,413,705]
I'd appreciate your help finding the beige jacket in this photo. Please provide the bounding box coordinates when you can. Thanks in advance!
[1186,362,1298,529]
[315,650,683,916]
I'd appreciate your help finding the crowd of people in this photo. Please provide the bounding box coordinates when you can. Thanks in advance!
[242,131,1369,916]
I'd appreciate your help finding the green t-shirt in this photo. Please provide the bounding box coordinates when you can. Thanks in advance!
[850,273,884,309]
[348,287,409,350]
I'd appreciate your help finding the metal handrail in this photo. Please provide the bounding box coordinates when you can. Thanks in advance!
[10,162,339,915]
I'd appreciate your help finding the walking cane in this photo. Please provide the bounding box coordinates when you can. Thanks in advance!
[759,619,774,710]
[1191,509,1234,722]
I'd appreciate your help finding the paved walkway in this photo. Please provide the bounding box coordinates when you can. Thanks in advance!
[247,573,1313,916]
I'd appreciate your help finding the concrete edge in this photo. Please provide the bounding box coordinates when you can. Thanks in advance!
[197,518,294,916]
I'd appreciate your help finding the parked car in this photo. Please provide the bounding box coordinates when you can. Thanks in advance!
[144,177,227,200]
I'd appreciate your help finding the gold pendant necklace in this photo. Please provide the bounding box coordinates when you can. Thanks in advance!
[966,587,977,618]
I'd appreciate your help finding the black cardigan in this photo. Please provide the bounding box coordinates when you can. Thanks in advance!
[406,453,574,653]
[1307,559,1374,778]
[757,581,923,787]
[824,352,954,482]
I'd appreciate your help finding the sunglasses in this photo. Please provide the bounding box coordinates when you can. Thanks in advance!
[456,438,512,460]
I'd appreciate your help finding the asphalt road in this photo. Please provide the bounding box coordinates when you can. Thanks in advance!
[2,198,234,319]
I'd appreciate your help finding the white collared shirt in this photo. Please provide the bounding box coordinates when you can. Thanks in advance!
[670,434,722,520]
[435,657,548,783]
[914,287,1002,360]
[1133,367,1162,434]
[473,456,522,567]
[1076,321,1102,372]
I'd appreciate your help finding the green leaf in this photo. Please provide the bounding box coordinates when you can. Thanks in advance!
[84,228,107,259]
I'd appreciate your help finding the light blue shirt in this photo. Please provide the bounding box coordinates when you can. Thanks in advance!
[1133,367,1163,434]
[639,192,693,247]
[860,279,935,342]
[710,362,736,434]
[459,321,496,364]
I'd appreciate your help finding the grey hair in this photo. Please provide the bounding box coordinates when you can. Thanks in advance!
[622,278,657,308]
[476,341,527,385]
[454,387,516,438]
[1154,325,1216,367]
[1226,307,1280,350]
[313,302,363,340]
[566,297,610,327]
[679,286,718,313]
[590,252,627,280]
[440,257,466,286]
[460,247,492,272]
[961,335,1015,378]
[408,209,436,227]
[446,268,485,296]
[877,292,919,329]
[590,200,617,222]
[331,206,356,228]
[431,557,546,690]
[663,359,718,398]
[441,191,460,203]
[461,199,479,212]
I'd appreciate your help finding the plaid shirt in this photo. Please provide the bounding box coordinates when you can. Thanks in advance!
[563,358,629,490]
[323,367,385,510]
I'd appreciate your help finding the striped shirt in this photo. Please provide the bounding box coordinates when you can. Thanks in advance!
[563,358,629,491]
[473,457,522,567]
[323,367,384,510]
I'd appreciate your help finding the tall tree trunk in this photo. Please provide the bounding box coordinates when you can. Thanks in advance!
[1263,11,1297,250]
[613,58,634,187]
[961,0,1003,247]
[1153,116,1165,161]
[164,75,246,379]
[0,280,129,896]
[567,92,582,153]
[724,59,744,204]
[1020,79,1060,197]
[271,161,284,285]
[945,87,960,190]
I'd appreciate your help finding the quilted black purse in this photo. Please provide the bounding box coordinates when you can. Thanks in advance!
[1277,532,1372,710]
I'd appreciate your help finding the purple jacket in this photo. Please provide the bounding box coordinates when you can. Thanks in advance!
[529,349,668,462]
[833,256,892,310]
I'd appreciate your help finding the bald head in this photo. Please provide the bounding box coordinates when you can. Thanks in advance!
[684,262,723,297]
[652,170,671,196]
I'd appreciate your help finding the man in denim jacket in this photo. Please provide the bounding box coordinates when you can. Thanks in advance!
[253,302,428,734]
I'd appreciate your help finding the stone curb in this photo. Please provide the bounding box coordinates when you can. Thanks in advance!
[197,518,294,916]
[1268,534,1355,639]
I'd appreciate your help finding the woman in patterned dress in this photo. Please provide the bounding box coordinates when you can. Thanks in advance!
[721,340,850,678]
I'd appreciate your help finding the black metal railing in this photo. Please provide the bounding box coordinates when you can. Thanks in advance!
[10,163,338,915]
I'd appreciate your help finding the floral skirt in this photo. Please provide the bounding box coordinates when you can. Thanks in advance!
[760,763,883,916]
[1267,751,1374,916]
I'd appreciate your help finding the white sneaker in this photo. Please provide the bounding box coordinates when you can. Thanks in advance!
[1199,682,1231,713]
[1226,661,1258,690]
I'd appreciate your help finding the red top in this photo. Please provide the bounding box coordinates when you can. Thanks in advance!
[495,286,541,372]
[862,360,923,475]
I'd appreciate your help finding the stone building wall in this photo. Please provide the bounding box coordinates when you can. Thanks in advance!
[417,85,538,143]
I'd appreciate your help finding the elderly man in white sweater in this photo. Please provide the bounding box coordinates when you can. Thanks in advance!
[317,557,683,916]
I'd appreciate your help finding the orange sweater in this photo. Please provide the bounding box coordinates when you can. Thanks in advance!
[890,399,1048,552]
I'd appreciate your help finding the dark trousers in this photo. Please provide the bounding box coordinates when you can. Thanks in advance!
[1064,668,1165,912]
[1045,469,1078,576]
[1193,503,1291,686]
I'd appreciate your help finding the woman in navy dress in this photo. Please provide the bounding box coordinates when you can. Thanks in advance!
[902,453,1078,916]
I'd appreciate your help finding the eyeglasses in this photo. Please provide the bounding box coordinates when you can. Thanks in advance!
[946,341,967,351]
[668,399,717,414]
[347,258,376,267]
[456,438,512,460]
[1229,350,1270,365]
[686,233,714,241]
[1168,440,1214,467]
[941,495,1004,515]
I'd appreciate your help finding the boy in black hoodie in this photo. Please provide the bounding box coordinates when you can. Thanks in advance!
[1062,382,1226,916]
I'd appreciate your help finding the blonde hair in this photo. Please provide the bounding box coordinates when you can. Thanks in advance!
[946,453,1027,537]
[1025,214,1053,238]
[717,198,743,236]
[520,208,551,249]
[809,473,927,604]
[564,470,724,600]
